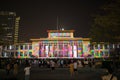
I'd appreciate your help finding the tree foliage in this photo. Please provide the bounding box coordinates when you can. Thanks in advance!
[89,0,120,43]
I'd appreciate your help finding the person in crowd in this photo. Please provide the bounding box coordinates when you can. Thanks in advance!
[38,60,41,67]
[6,63,11,75]
[81,60,85,67]
[88,59,92,71]
[60,60,64,68]
[69,60,74,76]
[47,60,50,68]
[0,60,1,69]
[84,59,88,67]
[102,72,117,80]
[102,62,117,80]
[73,60,78,75]
[13,62,18,77]
[24,63,31,80]
[51,60,55,70]
[78,60,83,68]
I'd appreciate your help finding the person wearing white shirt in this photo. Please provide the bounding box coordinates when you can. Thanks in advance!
[24,64,31,80]
[51,61,55,70]
[73,61,78,75]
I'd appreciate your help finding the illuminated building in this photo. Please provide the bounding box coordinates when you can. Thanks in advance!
[0,11,20,44]
[2,29,119,59]
[1,43,32,58]
[90,42,120,58]
[30,30,91,59]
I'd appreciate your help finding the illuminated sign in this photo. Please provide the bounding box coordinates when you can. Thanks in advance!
[50,32,71,37]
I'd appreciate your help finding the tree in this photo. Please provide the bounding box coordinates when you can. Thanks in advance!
[89,1,120,72]
[89,0,120,43]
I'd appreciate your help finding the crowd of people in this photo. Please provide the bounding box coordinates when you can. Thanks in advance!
[0,58,119,80]
[0,58,19,80]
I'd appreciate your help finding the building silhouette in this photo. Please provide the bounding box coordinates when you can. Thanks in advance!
[0,11,20,44]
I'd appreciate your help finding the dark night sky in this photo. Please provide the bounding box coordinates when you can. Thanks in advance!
[0,0,108,42]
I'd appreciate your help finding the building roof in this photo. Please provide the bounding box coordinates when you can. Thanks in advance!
[47,30,75,33]
[30,37,90,41]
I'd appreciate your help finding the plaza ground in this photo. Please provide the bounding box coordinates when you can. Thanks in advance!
[1,64,120,80]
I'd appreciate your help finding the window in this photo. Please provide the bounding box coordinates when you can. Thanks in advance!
[29,45,32,50]
[104,44,108,49]
[29,52,32,57]
[11,52,14,57]
[59,45,63,50]
[15,52,18,56]
[25,45,28,50]
[24,52,27,56]
[100,51,103,56]
[16,45,19,50]
[100,44,103,49]
[20,45,23,50]
[20,52,23,56]
[105,51,109,56]
[90,45,94,50]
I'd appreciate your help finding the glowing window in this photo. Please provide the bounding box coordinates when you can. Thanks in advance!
[20,52,23,56]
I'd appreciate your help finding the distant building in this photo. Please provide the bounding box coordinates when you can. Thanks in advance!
[0,11,20,44]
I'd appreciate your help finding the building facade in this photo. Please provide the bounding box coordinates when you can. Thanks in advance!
[1,43,32,58]
[0,11,20,44]
[30,30,91,59]
[1,29,119,59]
